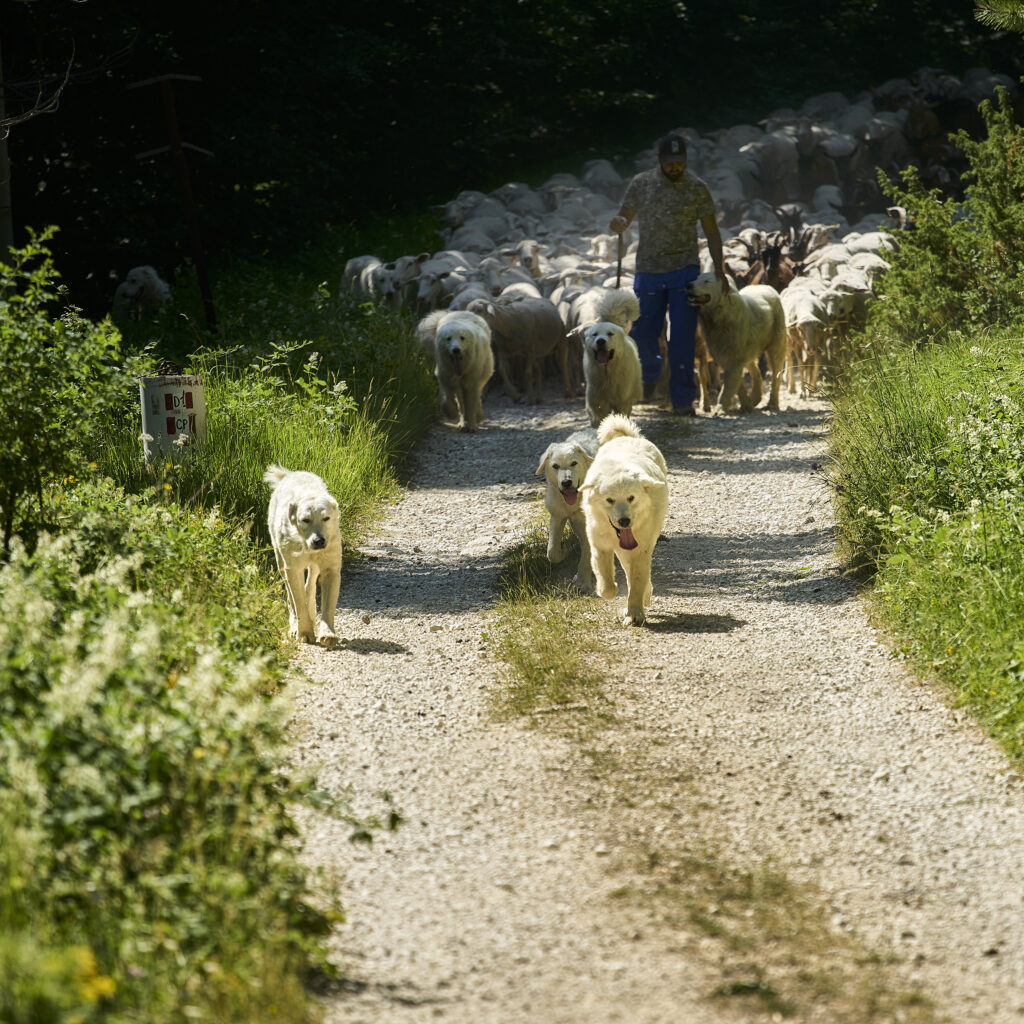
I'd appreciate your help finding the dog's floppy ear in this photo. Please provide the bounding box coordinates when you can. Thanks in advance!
[288,501,299,522]
[639,474,667,490]
[535,444,554,476]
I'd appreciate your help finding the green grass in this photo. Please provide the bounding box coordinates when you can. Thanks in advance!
[830,329,1024,762]
[1,238,433,1021]
[92,283,435,554]
[489,522,937,1022]
[488,519,611,719]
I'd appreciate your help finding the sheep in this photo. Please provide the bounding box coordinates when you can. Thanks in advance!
[467,293,569,403]
[581,159,625,201]
[780,288,828,395]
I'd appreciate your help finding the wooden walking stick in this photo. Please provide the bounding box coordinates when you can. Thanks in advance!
[616,231,623,288]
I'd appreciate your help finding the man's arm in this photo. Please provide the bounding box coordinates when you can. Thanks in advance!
[609,205,636,234]
[701,212,727,284]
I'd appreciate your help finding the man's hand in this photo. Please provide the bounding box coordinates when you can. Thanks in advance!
[609,215,629,234]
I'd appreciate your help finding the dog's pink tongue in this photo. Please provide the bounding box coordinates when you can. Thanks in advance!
[618,527,638,550]
[452,354,464,376]
[596,350,610,364]
[562,488,578,506]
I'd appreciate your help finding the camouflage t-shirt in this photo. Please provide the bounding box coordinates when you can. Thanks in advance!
[622,168,715,274]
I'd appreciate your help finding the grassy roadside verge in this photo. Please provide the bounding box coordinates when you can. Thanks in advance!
[0,240,435,1021]
[830,330,1024,763]
[826,86,1024,768]
[487,525,936,1022]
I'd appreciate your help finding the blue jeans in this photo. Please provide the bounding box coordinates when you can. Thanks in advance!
[631,266,701,408]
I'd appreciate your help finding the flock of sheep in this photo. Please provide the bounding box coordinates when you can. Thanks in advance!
[342,65,1017,416]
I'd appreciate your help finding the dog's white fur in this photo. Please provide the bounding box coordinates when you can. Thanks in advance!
[264,464,343,647]
[536,427,600,591]
[416,309,494,431]
[112,265,171,321]
[580,415,668,626]
[582,321,643,428]
[685,273,787,413]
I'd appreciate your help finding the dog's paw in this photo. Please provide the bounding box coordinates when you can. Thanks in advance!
[316,622,339,648]
[623,608,647,626]
[298,630,317,644]
[598,583,617,600]
[547,544,566,564]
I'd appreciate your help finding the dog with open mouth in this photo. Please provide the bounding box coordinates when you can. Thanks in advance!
[416,308,494,431]
[582,320,643,428]
[536,427,600,591]
[580,414,668,626]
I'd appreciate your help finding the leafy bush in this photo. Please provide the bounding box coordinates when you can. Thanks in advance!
[0,478,331,1022]
[830,331,1024,762]
[870,86,1024,343]
[0,230,142,552]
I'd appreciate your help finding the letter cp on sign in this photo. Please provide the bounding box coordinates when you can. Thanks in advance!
[138,375,207,461]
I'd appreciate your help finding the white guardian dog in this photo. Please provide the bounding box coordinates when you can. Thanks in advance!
[416,309,494,431]
[264,464,343,648]
[685,273,787,414]
[535,427,600,591]
[582,321,643,428]
[580,414,668,626]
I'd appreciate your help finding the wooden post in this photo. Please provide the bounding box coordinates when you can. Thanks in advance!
[0,36,14,259]
[129,74,217,332]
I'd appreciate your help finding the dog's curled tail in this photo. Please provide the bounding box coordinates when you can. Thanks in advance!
[597,413,642,445]
[597,288,640,329]
[263,463,291,487]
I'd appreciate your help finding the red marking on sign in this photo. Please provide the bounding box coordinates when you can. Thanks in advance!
[164,394,174,411]
[185,392,193,409]
[166,416,176,435]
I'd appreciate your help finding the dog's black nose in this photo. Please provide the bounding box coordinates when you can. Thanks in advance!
[311,535,326,549]
[617,516,631,527]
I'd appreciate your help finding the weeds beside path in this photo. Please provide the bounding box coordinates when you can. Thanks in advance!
[290,390,1024,1024]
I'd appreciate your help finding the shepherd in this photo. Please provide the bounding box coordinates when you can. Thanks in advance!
[609,132,728,416]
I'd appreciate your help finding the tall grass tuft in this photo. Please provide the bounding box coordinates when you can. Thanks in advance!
[91,287,436,552]
[489,520,610,719]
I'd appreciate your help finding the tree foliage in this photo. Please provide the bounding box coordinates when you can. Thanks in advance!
[1,0,1017,314]
[0,229,134,552]
[869,86,1024,341]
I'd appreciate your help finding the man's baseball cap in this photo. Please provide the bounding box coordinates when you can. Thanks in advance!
[657,133,688,160]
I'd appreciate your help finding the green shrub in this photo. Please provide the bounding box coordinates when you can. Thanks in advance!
[830,331,1024,761]
[0,935,115,1024]
[0,230,142,552]
[0,479,329,1022]
[870,86,1024,344]
[92,280,436,550]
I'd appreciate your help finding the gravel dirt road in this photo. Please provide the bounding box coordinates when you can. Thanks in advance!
[289,388,1024,1024]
